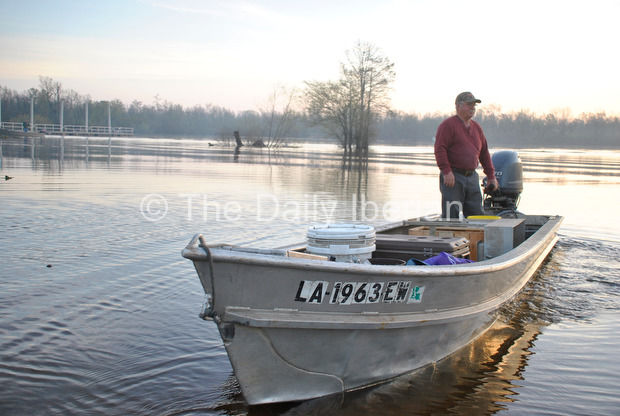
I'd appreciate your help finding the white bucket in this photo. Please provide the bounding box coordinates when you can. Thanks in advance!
[306,223,376,263]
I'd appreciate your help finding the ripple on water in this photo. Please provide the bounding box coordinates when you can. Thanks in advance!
[502,311,620,415]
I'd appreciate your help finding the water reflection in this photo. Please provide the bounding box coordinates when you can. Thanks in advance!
[2,137,619,236]
[1,136,116,171]
[4,138,618,185]
[520,149,620,184]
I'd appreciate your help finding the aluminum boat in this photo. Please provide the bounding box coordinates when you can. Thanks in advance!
[181,151,563,405]
[182,214,561,404]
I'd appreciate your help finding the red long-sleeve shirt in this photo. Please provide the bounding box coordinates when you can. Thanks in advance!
[434,115,495,177]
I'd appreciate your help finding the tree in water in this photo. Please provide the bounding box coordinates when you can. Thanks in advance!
[305,41,395,158]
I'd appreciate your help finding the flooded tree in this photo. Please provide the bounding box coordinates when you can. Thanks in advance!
[304,41,395,157]
[258,86,299,148]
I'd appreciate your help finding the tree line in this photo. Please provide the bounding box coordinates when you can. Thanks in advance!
[376,109,620,149]
[2,74,619,149]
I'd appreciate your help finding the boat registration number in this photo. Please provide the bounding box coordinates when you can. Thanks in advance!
[294,280,425,305]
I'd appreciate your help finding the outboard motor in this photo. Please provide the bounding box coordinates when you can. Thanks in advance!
[483,150,523,216]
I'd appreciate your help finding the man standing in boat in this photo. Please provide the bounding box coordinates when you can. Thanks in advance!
[434,91,498,219]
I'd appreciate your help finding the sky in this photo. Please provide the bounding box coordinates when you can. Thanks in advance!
[1,0,619,116]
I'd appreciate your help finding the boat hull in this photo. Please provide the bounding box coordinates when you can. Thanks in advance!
[182,215,562,404]
[222,311,496,404]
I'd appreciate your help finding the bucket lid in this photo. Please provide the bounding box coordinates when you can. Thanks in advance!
[307,223,375,240]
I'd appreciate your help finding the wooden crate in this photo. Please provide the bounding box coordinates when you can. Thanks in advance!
[408,226,484,261]
[408,226,431,236]
[286,249,328,261]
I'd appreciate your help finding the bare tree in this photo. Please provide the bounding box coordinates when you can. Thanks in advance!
[305,41,395,156]
[38,76,63,119]
[305,79,356,151]
[260,86,299,148]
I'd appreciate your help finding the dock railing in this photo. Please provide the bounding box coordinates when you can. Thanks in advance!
[0,121,134,137]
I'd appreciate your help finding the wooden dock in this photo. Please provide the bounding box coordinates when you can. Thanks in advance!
[0,122,133,137]
[0,127,44,139]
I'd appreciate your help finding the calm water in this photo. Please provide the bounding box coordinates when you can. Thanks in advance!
[1,137,619,415]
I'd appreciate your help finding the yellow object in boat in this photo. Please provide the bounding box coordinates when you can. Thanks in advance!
[467,215,501,220]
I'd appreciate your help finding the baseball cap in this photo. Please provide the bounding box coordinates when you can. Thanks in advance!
[455,92,481,104]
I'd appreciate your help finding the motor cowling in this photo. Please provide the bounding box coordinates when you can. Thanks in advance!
[483,150,523,215]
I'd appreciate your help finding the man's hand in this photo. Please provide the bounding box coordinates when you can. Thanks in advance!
[486,176,499,192]
[443,172,455,187]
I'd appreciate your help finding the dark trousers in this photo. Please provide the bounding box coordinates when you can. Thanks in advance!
[440,171,484,219]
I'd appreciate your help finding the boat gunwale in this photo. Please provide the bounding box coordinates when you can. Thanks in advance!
[182,215,563,277]
[222,233,559,329]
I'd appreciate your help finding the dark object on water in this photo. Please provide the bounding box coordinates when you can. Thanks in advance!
[46,264,52,268]
[4,175,14,181]
[233,131,244,147]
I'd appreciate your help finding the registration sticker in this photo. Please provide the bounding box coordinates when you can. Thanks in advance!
[408,286,425,304]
